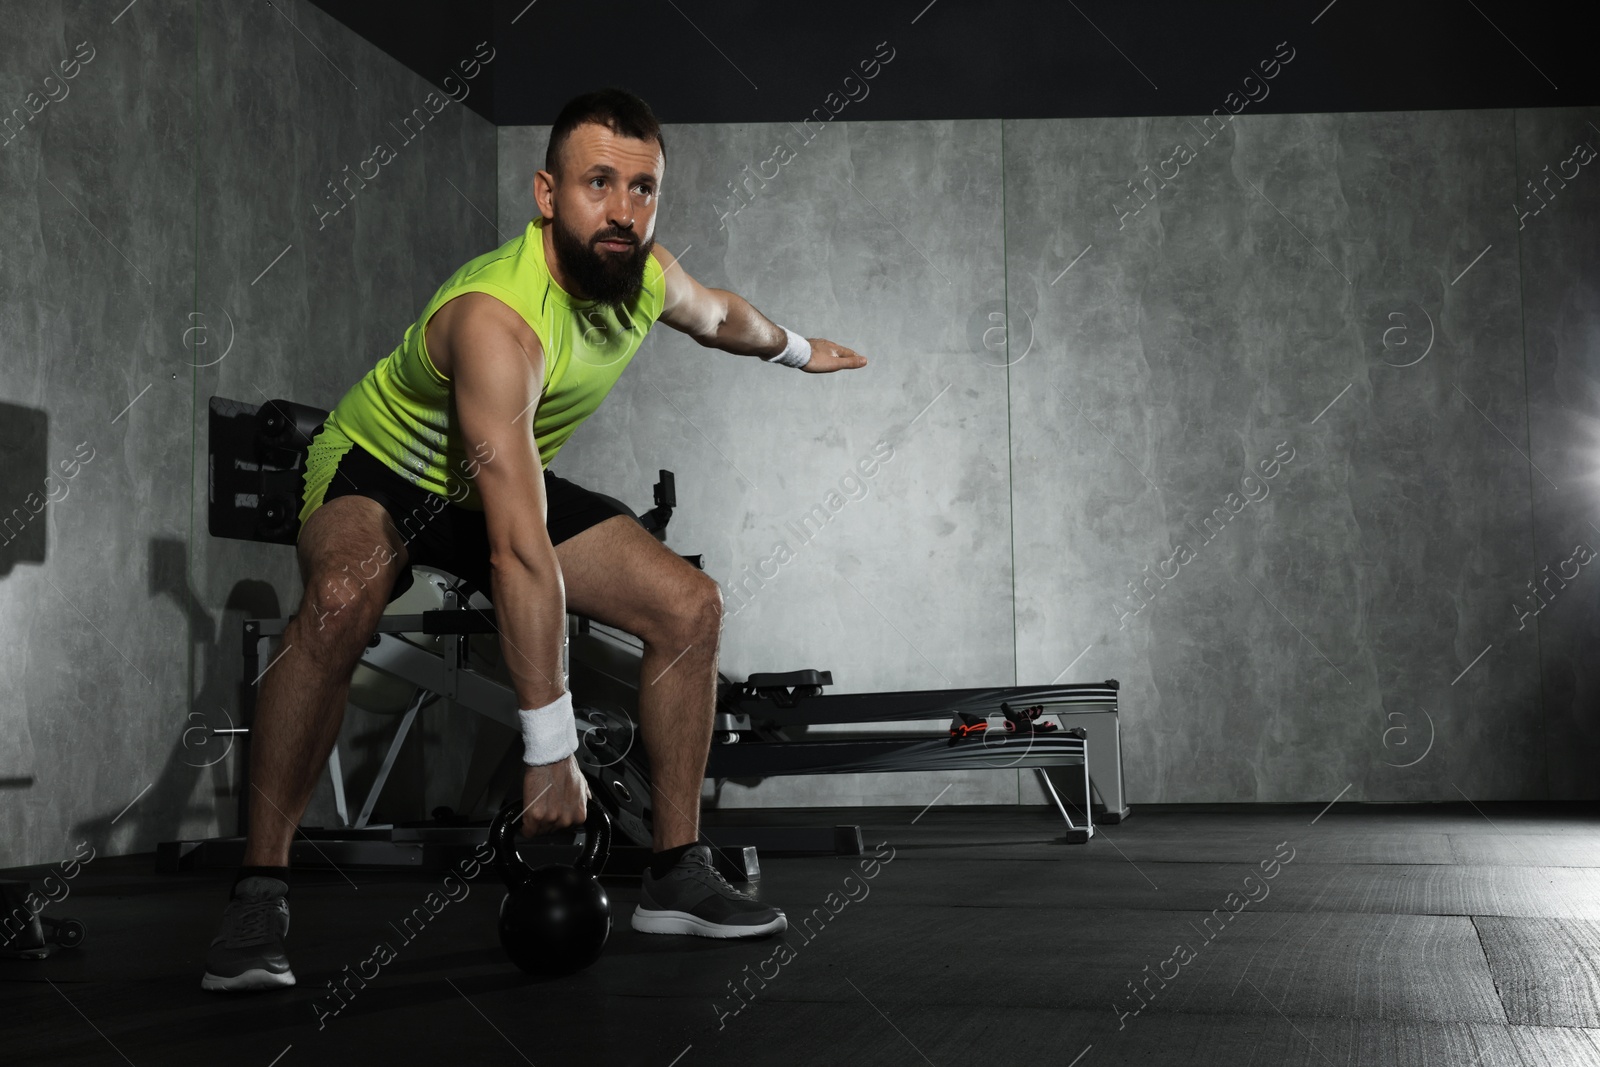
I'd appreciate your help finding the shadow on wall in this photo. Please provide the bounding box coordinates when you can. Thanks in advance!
[0,403,50,576]
[67,539,283,856]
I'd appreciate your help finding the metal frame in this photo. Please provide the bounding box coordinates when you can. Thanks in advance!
[326,689,441,830]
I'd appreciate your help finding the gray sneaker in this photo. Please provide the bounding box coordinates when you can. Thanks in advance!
[200,876,296,992]
[632,845,787,938]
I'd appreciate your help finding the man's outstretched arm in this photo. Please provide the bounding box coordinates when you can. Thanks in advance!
[650,244,868,374]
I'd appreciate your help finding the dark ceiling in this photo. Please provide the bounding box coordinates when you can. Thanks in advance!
[311,0,1596,127]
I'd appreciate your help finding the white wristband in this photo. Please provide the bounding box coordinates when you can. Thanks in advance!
[518,691,579,766]
[763,326,812,369]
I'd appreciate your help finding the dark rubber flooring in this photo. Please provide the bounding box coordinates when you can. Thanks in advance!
[5,803,1600,1066]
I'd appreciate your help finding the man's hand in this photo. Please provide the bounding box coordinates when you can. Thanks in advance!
[800,338,867,373]
[519,755,589,837]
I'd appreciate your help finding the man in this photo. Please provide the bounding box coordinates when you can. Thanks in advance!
[202,87,867,992]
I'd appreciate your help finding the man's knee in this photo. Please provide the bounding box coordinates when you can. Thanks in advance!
[659,573,723,645]
[299,570,388,657]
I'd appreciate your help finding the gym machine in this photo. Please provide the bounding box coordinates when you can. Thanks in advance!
[572,622,1124,847]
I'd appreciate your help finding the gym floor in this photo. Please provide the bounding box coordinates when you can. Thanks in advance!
[5,804,1600,1067]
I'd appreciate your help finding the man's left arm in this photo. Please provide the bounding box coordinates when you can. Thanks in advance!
[651,244,867,374]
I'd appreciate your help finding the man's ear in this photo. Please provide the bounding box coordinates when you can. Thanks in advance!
[533,169,556,220]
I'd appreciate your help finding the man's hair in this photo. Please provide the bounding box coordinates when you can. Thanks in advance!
[546,88,665,177]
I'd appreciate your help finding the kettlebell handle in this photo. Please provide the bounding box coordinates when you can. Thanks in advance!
[489,801,612,888]
[575,804,611,875]
[489,801,530,890]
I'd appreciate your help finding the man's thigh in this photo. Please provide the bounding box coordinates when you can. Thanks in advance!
[554,513,715,640]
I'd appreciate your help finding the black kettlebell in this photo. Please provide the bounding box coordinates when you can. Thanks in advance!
[490,800,612,977]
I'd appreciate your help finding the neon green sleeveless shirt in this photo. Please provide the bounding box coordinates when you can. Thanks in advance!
[301,217,665,522]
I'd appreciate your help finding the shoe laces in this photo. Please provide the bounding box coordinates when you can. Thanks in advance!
[681,851,752,900]
[220,897,282,946]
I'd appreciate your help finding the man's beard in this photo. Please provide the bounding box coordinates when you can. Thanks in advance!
[549,215,654,311]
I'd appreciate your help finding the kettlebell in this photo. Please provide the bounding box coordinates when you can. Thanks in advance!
[490,800,612,977]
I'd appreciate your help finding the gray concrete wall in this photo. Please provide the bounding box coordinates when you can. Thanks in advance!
[0,0,496,869]
[501,108,1599,809]
[1,0,197,870]
[1007,110,1540,806]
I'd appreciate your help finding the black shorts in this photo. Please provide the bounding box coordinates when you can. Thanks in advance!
[319,442,627,603]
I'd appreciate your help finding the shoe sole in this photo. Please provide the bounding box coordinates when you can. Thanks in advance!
[200,968,297,992]
[631,907,787,939]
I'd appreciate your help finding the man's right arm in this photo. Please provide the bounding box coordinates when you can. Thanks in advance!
[441,294,586,834]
